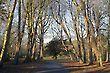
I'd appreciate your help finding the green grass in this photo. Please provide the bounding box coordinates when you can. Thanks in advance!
[43,56,53,60]
[43,56,70,60]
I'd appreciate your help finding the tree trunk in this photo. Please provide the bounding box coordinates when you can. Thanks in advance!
[14,0,21,64]
[75,0,93,64]
[0,0,17,66]
[39,27,44,59]
[81,24,86,63]
[24,2,32,63]
[88,35,93,65]
[97,35,103,66]
[106,1,110,62]
[71,7,83,62]
[108,25,110,62]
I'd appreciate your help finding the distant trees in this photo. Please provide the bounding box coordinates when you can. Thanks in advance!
[45,38,63,59]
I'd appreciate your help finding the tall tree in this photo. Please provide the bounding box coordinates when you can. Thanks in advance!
[24,0,33,63]
[107,0,110,62]
[14,0,21,64]
[0,0,17,66]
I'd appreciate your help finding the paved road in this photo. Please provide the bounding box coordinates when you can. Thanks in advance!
[31,61,69,73]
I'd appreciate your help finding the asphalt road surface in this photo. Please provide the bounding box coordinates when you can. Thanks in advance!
[32,61,70,73]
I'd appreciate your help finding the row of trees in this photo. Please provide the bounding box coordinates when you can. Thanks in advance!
[0,0,109,67]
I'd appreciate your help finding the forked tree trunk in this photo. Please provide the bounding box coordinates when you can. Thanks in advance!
[75,6,83,63]
[77,0,93,64]
[24,1,32,63]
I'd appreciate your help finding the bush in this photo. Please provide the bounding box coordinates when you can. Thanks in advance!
[45,38,63,59]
